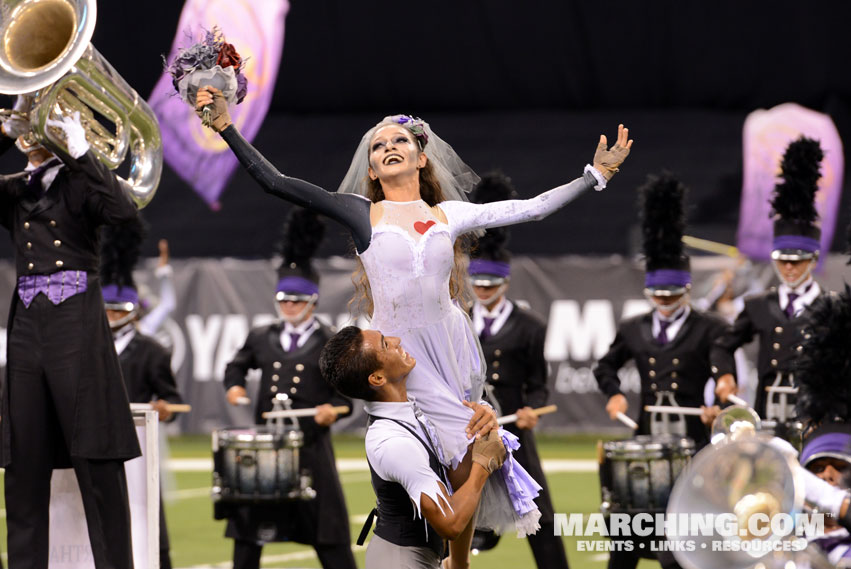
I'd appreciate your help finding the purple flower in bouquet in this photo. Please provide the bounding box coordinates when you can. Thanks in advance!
[163,26,249,111]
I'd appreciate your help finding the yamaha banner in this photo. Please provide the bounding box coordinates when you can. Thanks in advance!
[0,256,848,434]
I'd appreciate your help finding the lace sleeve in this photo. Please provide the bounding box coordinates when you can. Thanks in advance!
[438,170,598,237]
[220,125,373,253]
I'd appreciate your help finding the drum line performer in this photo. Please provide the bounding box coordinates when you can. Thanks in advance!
[221,208,356,569]
[593,172,729,569]
[712,137,828,422]
[466,172,569,568]
[100,216,185,569]
[0,102,140,568]
[595,172,728,450]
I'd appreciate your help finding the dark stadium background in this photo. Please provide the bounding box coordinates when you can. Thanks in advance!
[0,0,848,260]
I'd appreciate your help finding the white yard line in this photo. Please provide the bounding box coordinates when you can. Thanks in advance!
[178,544,367,569]
[168,457,597,473]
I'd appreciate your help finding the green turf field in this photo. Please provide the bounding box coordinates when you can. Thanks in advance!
[0,434,660,568]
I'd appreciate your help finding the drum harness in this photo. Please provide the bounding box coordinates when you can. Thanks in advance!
[650,391,687,437]
[766,371,797,424]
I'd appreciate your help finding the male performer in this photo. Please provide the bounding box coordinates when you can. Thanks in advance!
[799,423,851,564]
[595,173,727,450]
[467,173,569,568]
[793,246,851,558]
[319,326,507,569]
[0,104,140,568]
[101,218,184,569]
[221,208,356,569]
[712,137,828,420]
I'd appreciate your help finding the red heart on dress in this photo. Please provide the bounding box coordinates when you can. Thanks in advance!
[414,220,436,234]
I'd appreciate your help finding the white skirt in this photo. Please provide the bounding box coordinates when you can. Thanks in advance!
[374,305,542,536]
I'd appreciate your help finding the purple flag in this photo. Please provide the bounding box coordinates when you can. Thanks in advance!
[738,103,844,263]
[148,0,289,209]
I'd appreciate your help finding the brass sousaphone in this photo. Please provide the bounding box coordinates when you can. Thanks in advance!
[0,0,162,207]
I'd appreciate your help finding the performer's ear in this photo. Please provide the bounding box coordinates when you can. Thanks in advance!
[368,165,378,181]
[368,371,386,389]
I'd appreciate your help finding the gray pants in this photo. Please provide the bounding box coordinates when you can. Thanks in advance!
[365,535,440,569]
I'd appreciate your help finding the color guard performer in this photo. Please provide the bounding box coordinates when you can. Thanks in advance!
[221,208,356,569]
[467,173,569,568]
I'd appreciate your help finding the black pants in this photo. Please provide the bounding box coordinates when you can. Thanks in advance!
[5,296,133,569]
[528,521,569,569]
[233,540,356,569]
[160,495,172,569]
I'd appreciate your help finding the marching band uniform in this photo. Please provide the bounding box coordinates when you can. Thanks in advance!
[467,172,570,568]
[594,173,726,569]
[100,217,185,569]
[595,305,727,448]
[220,208,356,569]
[711,137,827,421]
[0,116,139,569]
[594,173,725,449]
[800,424,851,565]
[710,282,824,419]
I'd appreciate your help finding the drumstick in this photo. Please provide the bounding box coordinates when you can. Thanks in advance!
[129,402,192,413]
[764,386,798,394]
[261,405,350,419]
[235,396,251,406]
[643,405,705,416]
[497,404,558,426]
[726,394,748,406]
[615,412,638,430]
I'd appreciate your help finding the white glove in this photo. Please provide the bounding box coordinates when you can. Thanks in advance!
[46,111,89,158]
[800,466,851,517]
[2,95,32,139]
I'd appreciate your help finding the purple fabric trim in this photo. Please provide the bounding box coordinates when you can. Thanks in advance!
[772,234,820,252]
[17,271,88,308]
[499,429,543,517]
[801,432,851,465]
[645,269,692,287]
[275,276,318,296]
[101,284,139,305]
[468,259,511,278]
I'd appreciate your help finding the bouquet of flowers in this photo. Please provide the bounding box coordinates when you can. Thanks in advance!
[164,27,247,126]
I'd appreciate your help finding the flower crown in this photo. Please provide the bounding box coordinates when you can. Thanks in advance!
[392,115,429,148]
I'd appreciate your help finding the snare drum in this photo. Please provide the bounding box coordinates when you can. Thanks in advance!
[211,426,316,503]
[599,435,695,514]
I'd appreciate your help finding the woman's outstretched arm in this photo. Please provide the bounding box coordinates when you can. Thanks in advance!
[197,87,373,253]
[440,125,633,237]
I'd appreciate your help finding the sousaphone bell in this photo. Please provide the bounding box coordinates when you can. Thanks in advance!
[0,0,162,207]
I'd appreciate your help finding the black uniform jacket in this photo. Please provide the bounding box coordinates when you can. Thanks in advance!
[222,320,352,545]
[710,287,826,418]
[478,302,555,519]
[0,138,140,465]
[594,308,729,446]
[119,331,183,408]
